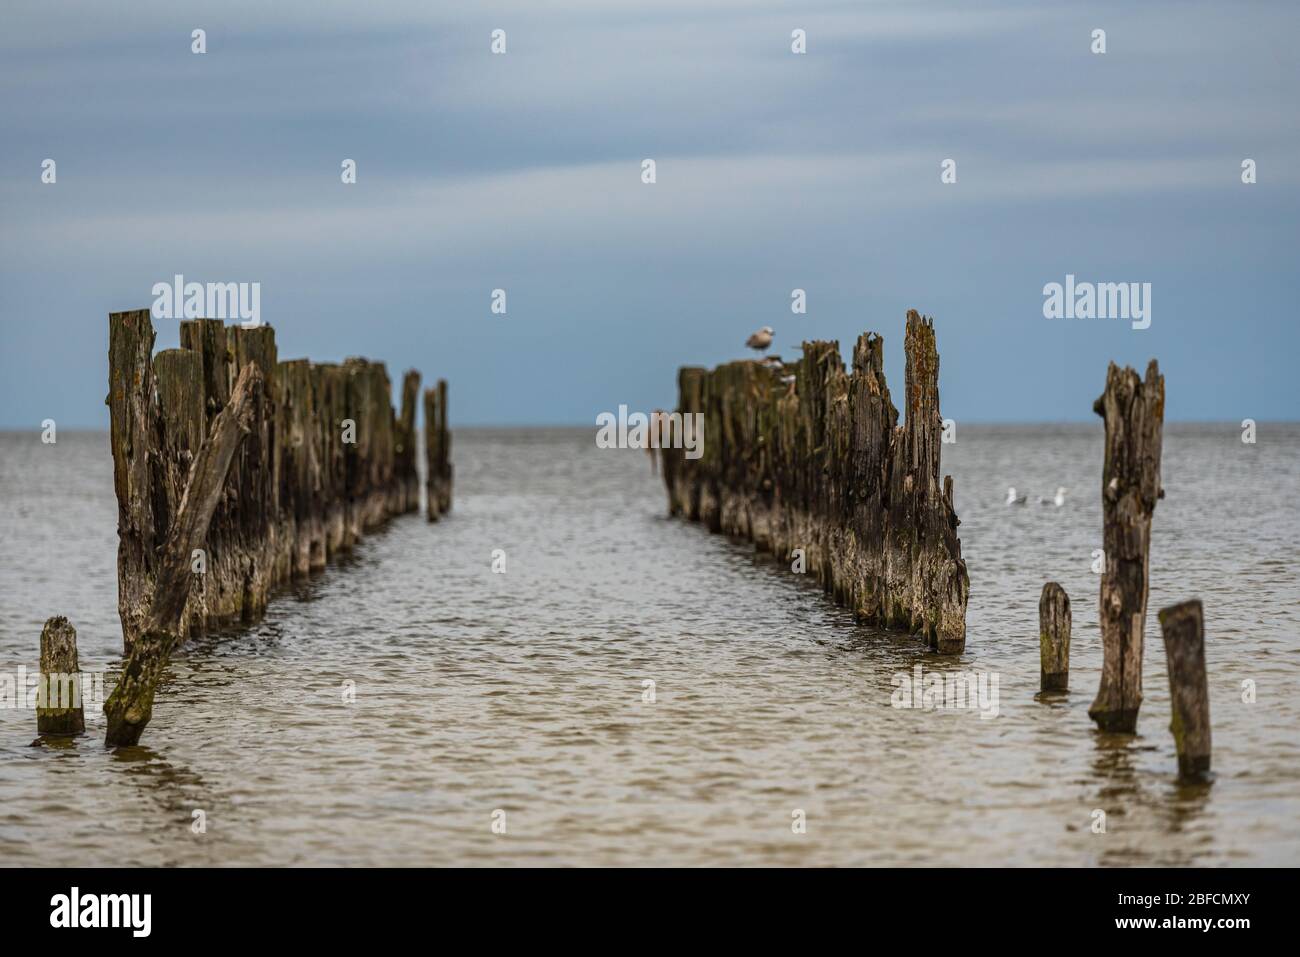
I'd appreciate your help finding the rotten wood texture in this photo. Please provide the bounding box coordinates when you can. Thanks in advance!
[424,379,453,521]
[1159,600,1212,781]
[1038,582,1071,691]
[37,617,83,736]
[660,310,969,651]
[1088,360,1164,733]
[107,311,437,656]
[105,363,261,746]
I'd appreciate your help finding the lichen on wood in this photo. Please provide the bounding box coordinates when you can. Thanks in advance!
[660,310,969,652]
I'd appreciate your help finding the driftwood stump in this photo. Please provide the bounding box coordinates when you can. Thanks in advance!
[1159,600,1212,781]
[37,617,84,736]
[1038,582,1071,691]
[1088,360,1164,733]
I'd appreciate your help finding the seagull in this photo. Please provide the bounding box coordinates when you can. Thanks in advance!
[1005,487,1027,506]
[1039,486,1068,507]
[746,326,774,353]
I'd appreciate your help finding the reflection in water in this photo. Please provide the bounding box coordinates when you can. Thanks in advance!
[0,426,1297,865]
[1090,731,1214,866]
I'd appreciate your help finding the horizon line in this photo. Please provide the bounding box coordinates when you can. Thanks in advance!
[4,418,1295,433]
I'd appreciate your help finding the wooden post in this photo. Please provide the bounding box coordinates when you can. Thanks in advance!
[108,309,159,654]
[1159,600,1211,781]
[1038,582,1071,691]
[37,617,84,736]
[424,379,452,521]
[395,370,421,513]
[104,363,262,747]
[436,378,451,514]
[1088,360,1164,733]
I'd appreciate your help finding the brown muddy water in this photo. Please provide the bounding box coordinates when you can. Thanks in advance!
[1,425,1297,866]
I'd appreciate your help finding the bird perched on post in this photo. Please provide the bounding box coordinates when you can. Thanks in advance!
[746,326,774,353]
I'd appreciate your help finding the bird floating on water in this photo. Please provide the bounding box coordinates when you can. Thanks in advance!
[746,326,774,353]
[1005,487,1027,506]
[1039,486,1068,507]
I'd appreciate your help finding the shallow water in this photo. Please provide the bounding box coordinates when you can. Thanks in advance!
[1,425,1297,866]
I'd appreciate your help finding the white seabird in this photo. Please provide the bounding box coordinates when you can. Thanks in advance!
[746,326,774,353]
[1005,487,1027,506]
[1038,486,1068,507]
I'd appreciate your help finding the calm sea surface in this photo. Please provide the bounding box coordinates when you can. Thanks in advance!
[1,425,1297,866]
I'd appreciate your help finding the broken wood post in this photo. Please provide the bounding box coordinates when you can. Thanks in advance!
[424,379,453,520]
[104,363,261,747]
[1088,360,1164,733]
[37,617,84,736]
[659,310,969,651]
[1038,582,1071,691]
[1159,600,1212,781]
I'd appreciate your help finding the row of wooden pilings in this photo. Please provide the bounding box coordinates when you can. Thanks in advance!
[660,313,1209,782]
[659,310,970,653]
[35,310,453,747]
[31,310,1208,780]
[1037,360,1212,782]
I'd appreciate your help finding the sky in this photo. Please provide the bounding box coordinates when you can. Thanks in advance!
[1,0,1297,427]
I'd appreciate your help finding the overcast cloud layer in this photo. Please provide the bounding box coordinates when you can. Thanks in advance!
[2,0,1297,426]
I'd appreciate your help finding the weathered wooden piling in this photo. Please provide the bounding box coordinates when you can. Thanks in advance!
[394,370,422,514]
[1159,600,1212,781]
[660,310,969,651]
[1088,360,1164,733]
[108,310,440,653]
[105,310,448,744]
[424,379,453,520]
[1038,582,1071,691]
[37,617,84,736]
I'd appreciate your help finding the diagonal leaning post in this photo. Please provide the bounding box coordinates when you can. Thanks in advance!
[104,363,262,747]
[1088,360,1164,733]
